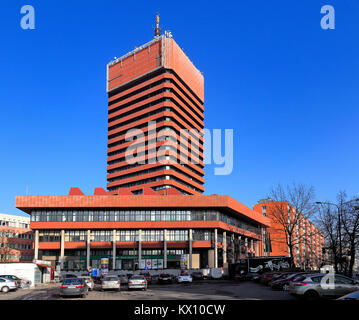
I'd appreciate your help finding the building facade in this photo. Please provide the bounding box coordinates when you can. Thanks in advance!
[254,199,325,270]
[16,189,270,271]
[15,19,272,272]
[0,213,34,262]
[107,28,205,195]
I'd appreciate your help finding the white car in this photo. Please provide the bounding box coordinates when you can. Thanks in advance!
[79,276,94,291]
[0,277,18,293]
[176,274,193,283]
[128,275,147,290]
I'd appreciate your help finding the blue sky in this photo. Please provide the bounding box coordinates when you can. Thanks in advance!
[0,0,358,217]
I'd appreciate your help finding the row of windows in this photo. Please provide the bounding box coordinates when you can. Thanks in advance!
[41,249,185,257]
[0,254,33,260]
[0,231,33,239]
[0,243,32,250]
[32,210,261,235]
[39,229,192,242]
[0,221,29,229]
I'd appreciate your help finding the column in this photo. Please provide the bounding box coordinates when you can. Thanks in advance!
[60,229,65,269]
[86,230,91,270]
[245,237,248,258]
[222,231,227,266]
[138,229,142,269]
[34,230,39,261]
[250,239,254,257]
[163,229,167,269]
[231,235,235,263]
[112,229,116,270]
[189,229,193,270]
[238,236,242,260]
[214,228,218,268]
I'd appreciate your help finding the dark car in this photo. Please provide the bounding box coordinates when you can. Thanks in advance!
[234,272,260,281]
[191,271,204,280]
[60,278,89,298]
[158,273,173,284]
[271,273,306,291]
[260,272,284,285]
[140,272,152,284]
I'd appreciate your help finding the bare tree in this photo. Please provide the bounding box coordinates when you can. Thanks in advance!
[0,229,13,262]
[315,204,340,272]
[341,197,359,277]
[268,183,317,268]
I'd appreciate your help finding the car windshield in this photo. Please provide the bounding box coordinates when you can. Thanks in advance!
[63,278,82,285]
[161,274,170,277]
[104,277,118,281]
[131,276,145,280]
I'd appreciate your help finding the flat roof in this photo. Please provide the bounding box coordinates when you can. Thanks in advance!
[16,194,270,227]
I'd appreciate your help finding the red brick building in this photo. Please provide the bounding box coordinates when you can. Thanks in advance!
[254,199,325,270]
[0,213,34,263]
[107,28,205,195]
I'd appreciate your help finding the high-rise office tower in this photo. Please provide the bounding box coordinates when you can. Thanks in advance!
[106,16,205,195]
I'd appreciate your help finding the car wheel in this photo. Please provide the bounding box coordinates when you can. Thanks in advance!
[1,286,9,293]
[304,290,319,301]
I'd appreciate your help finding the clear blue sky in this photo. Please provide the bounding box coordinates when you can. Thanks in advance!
[1,0,358,217]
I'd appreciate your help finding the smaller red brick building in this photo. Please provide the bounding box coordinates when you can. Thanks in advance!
[254,199,325,270]
[0,213,34,263]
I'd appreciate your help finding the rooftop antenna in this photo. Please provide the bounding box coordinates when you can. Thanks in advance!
[154,13,161,37]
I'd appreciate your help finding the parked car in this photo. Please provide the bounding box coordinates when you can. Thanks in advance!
[0,277,18,293]
[268,272,294,287]
[260,272,284,285]
[60,278,89,298]
[191,271,204,280]
[337,289,359,300]
[79,276,94,291]
[176,274,193,283]
[128,275,147,291]
[158,273,173,284]
[119,274,128,284]
[101,276,121,291]
[0,275,23,288]
[139,272,152,284]
[271,273,307,291]
[289,273,359,300]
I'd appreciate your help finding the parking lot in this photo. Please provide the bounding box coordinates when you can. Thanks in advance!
[0,280,296,300]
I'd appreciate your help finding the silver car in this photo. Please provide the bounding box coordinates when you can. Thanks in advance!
[101,276,120,291]
[289,273,359,300]
[0,277,17,293]
[128,275,147,291]
[79,276,94,291]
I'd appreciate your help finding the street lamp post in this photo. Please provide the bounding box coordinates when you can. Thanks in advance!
[316,198,359,273]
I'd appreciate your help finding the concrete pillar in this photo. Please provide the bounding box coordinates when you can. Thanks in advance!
[112,229,116,270]
[86,230,91,270]
[34,230,39,261]
[189,229,193,270]
[245,237,248,258]
[238,236,242,260]
[222,231,227,266]
[231,235,235,263]
[214,229,218,268]
[163,229,167,269]
[60,229,65,269]
[138,229,142,269]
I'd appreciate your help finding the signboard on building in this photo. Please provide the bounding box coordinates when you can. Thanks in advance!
[145,259,152,269]
[180,254,188,269]
[157,259,164,269]
[139,259,146,269]
[100,258,109,275]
